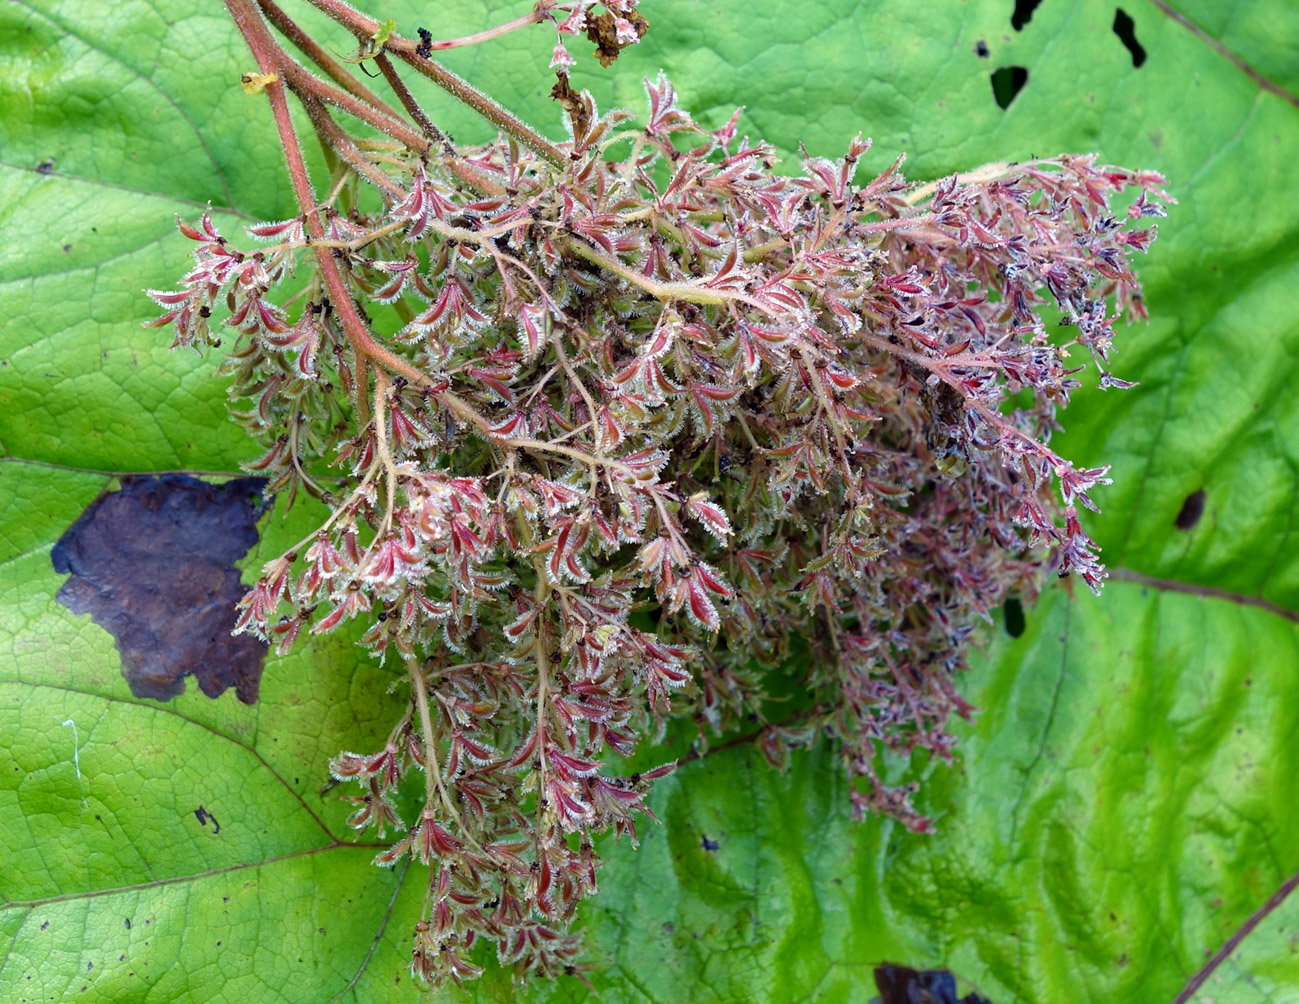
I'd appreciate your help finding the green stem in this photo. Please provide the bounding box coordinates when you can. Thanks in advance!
[407,658,455,820]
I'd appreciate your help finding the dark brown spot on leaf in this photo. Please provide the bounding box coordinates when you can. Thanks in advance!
[1175,488,1205,530]
[51,475,269,703]
[195,805,222,834]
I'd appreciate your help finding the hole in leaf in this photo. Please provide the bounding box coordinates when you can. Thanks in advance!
[1113,8,1147,66]
[975,40,990,58]
[990,66,1029,109]
[1003,597,1026,638]
[1174,488,1205,530]
[1011,0,1043,31]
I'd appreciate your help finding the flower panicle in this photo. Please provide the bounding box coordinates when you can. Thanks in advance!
[148,57,1165,989]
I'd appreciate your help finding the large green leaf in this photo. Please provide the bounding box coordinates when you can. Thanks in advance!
[2,1,1297,1002]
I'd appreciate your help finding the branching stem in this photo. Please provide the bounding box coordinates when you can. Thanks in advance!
[225,0,429,398]
[299,0,566,164]
[280,60,431,154]
[422,11,548,51]
[255,0,403,121]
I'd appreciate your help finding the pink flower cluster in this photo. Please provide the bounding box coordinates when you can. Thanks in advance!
[150,62,1165,987]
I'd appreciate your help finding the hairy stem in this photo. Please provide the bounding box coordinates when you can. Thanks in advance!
[255,0,403,121]
[280,59,431,154]
[372,370,396,535]
[424,11,548,51]
[531,563,552,838]
[373,50,446,147]
[559,235,772,312]
[298,93,406,196]
[407,657,459,825]
[225,0,433,392]
[299,0,566,164]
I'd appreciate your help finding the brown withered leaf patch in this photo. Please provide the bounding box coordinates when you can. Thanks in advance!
[51,475,269,704]
[873,963,994,1004]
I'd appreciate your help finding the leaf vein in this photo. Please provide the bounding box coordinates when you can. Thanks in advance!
[2,682,348,844]
[0,844,384,912]
[1146,0,1299,110]
[1110,568,1299,624]
[9,0,245,211]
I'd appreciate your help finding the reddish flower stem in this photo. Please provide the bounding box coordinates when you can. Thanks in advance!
[255,0,403,122]
[224,0,430,392]
[259,2,507,199]
[396,52,566,165]
[297,0,384,38]
[298,0,566,165]
[423,11,548,51]
[366,52,509,197]
[372,51,445,147]
[296,92,407,197]
[279,60,430,154]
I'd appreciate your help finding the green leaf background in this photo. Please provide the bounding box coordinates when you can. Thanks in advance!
[2,1,1297,1001]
